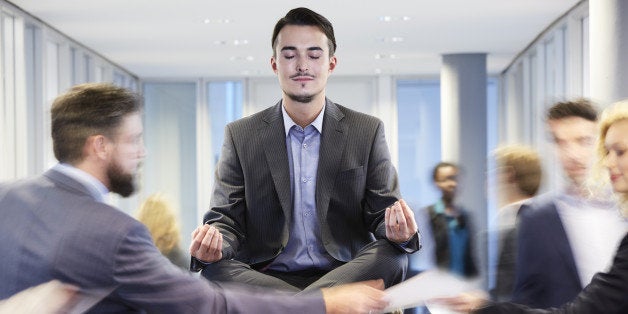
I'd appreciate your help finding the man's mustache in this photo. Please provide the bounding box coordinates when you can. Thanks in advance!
[290,72,315,79]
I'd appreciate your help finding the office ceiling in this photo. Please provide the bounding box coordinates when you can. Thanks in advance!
[8,0,579,78]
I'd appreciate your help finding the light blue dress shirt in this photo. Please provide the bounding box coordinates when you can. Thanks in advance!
[268,104,337,272]
[53,163,109,203]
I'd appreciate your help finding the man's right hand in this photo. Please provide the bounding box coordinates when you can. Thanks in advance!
[189,224,223,263]
[320,279,389,314]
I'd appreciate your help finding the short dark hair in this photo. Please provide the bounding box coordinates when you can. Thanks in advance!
[432,162,458,182]
[546,99,598,122]
[51,83,142,164]
[271,7,337,57]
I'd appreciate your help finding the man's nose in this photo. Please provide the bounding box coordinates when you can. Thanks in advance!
[297,60,309,72]
[564,144,583,160]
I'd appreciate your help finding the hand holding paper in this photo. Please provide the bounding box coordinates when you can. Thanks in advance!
[382,269,483,313]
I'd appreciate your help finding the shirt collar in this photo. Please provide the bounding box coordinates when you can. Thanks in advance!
[557,186,617,210]
[281,101,325,137]
[53,163,109,203]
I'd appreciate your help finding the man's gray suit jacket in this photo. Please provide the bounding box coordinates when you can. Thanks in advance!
[204,99,419,268]
[0,168,324,313]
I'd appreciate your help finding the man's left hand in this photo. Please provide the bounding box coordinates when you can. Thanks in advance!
[385,199,418,243]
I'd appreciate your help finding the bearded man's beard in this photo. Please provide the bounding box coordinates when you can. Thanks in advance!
[107,161,136,197]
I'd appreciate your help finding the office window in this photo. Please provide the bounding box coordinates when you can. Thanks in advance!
[143,82,199,247]
[396,80,441,209]
[581,16,589,97]
[24,23,44,176]
[0,11,25,180]
[206,81,243,165]
[71,47,83,84]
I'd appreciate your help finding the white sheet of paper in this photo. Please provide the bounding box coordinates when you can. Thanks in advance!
[382,269,481,312]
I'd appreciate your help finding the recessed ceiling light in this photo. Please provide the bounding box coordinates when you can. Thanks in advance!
[215,40,249,46]
[379,37,404,43]
[230,56,255,62]
[378,16,411,22]
[203,18,231,24]
[233,39,249,46]
[374,54,398,59]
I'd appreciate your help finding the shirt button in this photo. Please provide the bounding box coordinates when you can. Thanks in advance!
[302,178,307,183]
[303,143,308,148]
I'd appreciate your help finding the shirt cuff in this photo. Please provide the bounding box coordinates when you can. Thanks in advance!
[189,257,212,272]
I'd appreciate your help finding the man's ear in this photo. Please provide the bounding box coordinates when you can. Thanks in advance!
[84,135,109,161]
[328,55,337,72]
[271,56,278,73]
[503,166,516,184]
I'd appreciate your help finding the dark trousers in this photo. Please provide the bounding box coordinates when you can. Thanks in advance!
[201,239,408,293]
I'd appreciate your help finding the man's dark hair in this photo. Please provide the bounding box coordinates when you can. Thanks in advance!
[546,98,598,122]
[271,7,337,57]
[51,83,142,164]
[432,162,458,182]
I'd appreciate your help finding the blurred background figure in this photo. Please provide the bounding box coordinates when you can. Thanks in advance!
[436,100,628,314]
[412,148,543,313]
[136,193,188,269]
[490,145,542,301]
[468,99,628,314]
[512,100,627,308]
[404,162,478,314]
[424,162,478,278]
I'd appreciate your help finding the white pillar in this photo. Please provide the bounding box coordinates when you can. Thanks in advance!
[590,0,628,105]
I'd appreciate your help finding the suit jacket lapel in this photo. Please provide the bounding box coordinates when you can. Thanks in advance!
[260,102,292,236]
[316,100,347,221]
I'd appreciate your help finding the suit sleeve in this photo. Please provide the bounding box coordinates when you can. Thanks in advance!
[363,120,420,253]
[114,222,326,313]
[203,125,247,260]
[511,210,545,306]
[475,234,628,314]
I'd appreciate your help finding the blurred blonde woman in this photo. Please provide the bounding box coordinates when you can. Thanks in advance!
[136,193,188,269]
[597,99,628,217]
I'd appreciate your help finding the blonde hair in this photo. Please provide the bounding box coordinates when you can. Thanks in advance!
[135,193,181,254]
[596,99,628,215]
[493,144,542,197]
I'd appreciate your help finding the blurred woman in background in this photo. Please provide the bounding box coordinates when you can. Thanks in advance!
[136,193,188,269]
